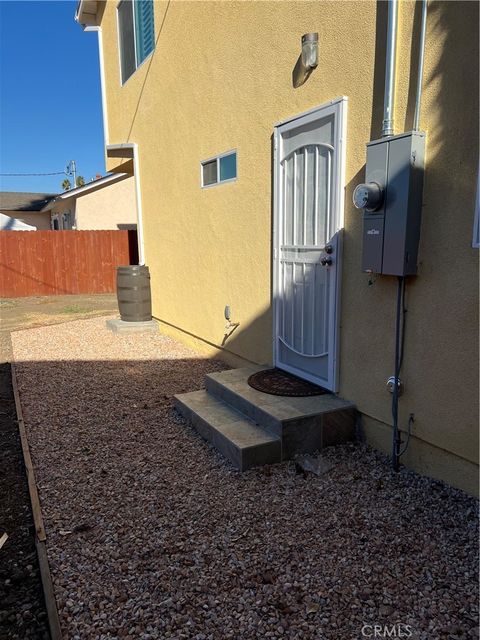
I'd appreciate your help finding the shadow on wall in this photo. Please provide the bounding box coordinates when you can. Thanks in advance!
[370,0,479,156]
[422,1,479,166]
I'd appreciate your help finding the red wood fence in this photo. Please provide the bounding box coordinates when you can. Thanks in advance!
[0,230,138,297]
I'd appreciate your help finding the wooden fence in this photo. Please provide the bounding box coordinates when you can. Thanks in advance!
[0,230,138,298]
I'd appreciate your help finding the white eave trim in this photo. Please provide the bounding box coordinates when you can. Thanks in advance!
[75,0,100,28]
[41,173,129,211]
[106,144,136,159]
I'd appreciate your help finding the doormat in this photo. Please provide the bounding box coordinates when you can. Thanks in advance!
[247,368,328,397]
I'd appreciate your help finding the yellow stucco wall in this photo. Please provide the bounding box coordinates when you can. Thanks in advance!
[75,176,137,230]
[98,0,479,493]
[50,176,137,230]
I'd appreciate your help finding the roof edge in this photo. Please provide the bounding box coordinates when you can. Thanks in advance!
[75,0,100,28]
[41,173,130,211]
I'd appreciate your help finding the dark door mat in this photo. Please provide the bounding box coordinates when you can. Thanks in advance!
[247,368,328,397]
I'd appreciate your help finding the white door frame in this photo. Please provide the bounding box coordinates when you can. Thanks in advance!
[272,97,348,392]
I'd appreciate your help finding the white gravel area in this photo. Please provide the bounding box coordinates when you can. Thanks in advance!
[12,317,479,640]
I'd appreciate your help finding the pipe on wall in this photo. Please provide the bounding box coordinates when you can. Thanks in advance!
[106,143,146,266]
[413,0,428,131]
[381,0,399,137]
[132,144,145,266]
[84,26,109,147]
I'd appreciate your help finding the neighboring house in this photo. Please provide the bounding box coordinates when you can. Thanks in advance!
[0,192,55,230]
[76,1,479,493]
[43,173,137,231]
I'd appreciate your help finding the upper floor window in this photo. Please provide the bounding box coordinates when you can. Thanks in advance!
[118,0,155,84]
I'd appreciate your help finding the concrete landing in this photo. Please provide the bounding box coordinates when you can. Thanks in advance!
[106,318,158,333]
[175,366,356,470]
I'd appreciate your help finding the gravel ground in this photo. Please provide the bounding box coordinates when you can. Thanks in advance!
[11,317,479,640]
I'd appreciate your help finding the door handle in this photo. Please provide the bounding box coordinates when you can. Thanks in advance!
[320,256,333,266]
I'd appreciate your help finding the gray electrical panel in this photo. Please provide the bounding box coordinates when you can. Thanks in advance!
[354,131,426,276]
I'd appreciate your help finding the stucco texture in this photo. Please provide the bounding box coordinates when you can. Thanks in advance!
[98,0,478,492]
[51,176,137,230]
[76,176,136,230]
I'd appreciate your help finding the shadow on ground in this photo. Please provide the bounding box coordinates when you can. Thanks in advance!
[8,349,478,640]
[0,363,50,639]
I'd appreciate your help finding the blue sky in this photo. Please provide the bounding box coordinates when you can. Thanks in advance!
[0,0,105,194]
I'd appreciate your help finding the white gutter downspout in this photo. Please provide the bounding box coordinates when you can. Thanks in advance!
[106,143,146,266]
[84,26,109,146]
[132,144,145,266]
[382,0,399,137]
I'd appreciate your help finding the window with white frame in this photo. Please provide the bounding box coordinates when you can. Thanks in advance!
[118,0,155,85]
[201,151,237,187]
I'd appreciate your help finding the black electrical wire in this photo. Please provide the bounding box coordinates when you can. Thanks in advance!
[392,275,415,468]
[391,276,404,471]
[398,276,407,371]
[0,171,66,176]
[398,413,415,457]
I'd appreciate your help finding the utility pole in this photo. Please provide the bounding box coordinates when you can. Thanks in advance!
[66,160,77,188]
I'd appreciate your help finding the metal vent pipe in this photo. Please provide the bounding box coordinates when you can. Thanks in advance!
[382,0,399,137]
[413,0,428,131]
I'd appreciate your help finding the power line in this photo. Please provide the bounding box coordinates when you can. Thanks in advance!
[0,171,67,176]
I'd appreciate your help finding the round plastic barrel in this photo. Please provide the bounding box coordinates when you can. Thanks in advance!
[116,265,152,322]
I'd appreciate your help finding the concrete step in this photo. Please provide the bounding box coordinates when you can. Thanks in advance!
[205,367,356,459]
[174,390,282,471]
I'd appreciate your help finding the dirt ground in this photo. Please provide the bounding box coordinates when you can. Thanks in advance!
[0,294,117,363]
[0,363,50,639]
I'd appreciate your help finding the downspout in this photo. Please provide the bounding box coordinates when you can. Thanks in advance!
[381,0,399,137]
[132,144,146,266]
[413,0,428,131]
[84,26,109,146]
[106,143,146,266]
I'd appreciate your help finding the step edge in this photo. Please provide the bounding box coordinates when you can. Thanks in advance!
[174,392,281,447]
[175,397,282,470]
[205,376,356,425]
[282,403,357,424]
[205,377,283,426]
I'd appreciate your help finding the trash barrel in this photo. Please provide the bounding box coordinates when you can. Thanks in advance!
[116,265,152,322]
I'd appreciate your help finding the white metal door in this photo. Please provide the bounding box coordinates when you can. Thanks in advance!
[273,98,347,391]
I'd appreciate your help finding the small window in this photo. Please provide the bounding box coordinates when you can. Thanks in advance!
[201,151,237,188]
[118,0,155,84]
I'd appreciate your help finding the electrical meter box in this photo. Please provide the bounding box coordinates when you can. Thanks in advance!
[355,131,426,276]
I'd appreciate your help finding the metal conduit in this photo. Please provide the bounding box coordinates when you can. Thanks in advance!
[413,0,428,131]
[382,0,399,137]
